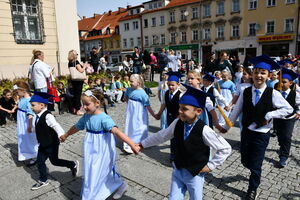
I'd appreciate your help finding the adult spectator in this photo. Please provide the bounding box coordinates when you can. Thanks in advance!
[28,49,51,92]
[215,52,234,75]
[132,47,143,74]
[157,48,168,80]
[89,46,100,73]
[167,50,181,72]
[143,50,151,81]
[205,53,217,73]
[149,51,157,81]
[68,50,86,115]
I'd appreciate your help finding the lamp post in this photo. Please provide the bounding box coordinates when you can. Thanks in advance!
[198,0,202,64]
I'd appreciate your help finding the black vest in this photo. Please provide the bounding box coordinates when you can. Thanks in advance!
[202,86,216,106]
[35,111,59,147]
[284,90,296,118]
[165,90,181,126]
[242,87,274,128]
[173,119,210,176]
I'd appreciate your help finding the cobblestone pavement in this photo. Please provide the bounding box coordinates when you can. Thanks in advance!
[0,87,299,200]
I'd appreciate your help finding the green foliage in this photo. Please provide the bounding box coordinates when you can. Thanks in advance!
[144,81,158,88]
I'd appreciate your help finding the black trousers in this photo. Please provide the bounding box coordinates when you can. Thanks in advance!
[71,80,83,111]
[241,128,271,191]
[273,118,296,159]
[37,143,75,182]
[0,110,17,125]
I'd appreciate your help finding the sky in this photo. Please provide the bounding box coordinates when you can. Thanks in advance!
[77,0,146,18]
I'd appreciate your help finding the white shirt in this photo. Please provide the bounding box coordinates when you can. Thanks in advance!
[279,88,300,119]
[29,59,51,89]
[204,85,228,107]
[228,85,293,133]
[35,108,65,137]
[141,118,232,171]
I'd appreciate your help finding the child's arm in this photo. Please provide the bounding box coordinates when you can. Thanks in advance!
[213,88,230,111]
[60,125,80,142]
[140,119,177,149]
[0,105,13,113]
[111,127,139,154]
[146,105,157,119]
[155,103,166,119]
[11,104,18,113]
[45,114,65,138]
[200,126,232,172]
[27,115,33,133]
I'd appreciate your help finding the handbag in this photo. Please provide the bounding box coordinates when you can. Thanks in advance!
[47,74,60,103]
[69,61,86,81]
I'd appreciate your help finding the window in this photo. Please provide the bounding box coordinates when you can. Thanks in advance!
[152,17,156,27]
[249,0,257,9]
[153,2,157,9]
[144,19,148,28]
[116,40,120,48]
[232,25,239,37]
[267,0,276,7]
[106,28,110,35]
[160,16,165,25]
[266,21,275,34]
[171,32,176,43]
[98,30,102,35]
[170,11,175,23]
[232,0,240,12]
[285,18,294,32]
[217,26,224,39]
[203,28,211,40]
[192,7,199,19]
[152,35,158,45]
[124,23,129,31]
[145,36,149,46]
[192,30,198,41]
[149,3,153,9]
[161,34,165,44]
[133,21,139,30]
[123,39,127,48]
[158,2,162,7]
[181,32,187,42]
[130,38,134,47]
[110,40,113,48]
[286,0,295,4]
[10,0,44,44]
[217,2,225,15]
[249,23,256,36]
[180,10,187,21]
[130,10,134,15]
[137,37,141,47]
[136,9,140,14]
[203,4,211,17]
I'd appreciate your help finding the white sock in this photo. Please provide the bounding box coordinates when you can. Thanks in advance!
[113,182,128,199]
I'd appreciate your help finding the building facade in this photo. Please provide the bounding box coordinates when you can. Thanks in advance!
[242,0,299,57]
[0,0,80,79]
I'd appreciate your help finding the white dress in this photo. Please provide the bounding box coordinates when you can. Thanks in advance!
[75,113,123,200]
[17,97,38,161]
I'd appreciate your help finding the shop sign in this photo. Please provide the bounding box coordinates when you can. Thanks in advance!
[168,44,199,50]
[257,34,294,43]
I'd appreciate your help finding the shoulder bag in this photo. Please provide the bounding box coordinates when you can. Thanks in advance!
[69,61,86,81]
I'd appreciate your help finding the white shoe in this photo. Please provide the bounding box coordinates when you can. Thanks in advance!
[123,146,133,154]
[113,182,128,199]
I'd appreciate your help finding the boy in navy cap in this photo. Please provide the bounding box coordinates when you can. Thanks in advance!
[138,84,232,200]
[273,67,300,168]
[223,55,293,199]
[155,71,183,161]
[29,92,78,190]
[202,73,230,128]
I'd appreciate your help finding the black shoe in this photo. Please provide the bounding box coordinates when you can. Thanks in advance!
[245,189,257,200]
[31,180,49,190]
[71,160,79,177]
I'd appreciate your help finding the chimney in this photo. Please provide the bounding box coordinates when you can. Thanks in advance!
[127,5,131,9]
[108,10,112,15]
[94,13,97,18]
[83,16,86,19]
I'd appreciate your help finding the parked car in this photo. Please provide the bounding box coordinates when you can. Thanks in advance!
[106,63,123,72]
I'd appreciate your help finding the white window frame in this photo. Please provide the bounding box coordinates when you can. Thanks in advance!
[266,0,276,7]
[232,0,240,12]
[266,20,275,34]
[192,7,199,19]
[286,0,295,4]
[181,32,187,42]
[170,11,175,23]
[217,26,224,39]
[160,16,165,25]
[124,23,129,31]
[144,19,148,28]
[130,38,134,47]
[192,30,199,41]
[10,0,44,44]
[203,4,211,17]
[144,36,149,46]
[133,21,139,30]
[170,32,176,43]
[231,24,239,37]
[152,17,156,27]
[123,39,127,48]
[248,22,256,36]
[161,34,165,44]
[152,35,158,45]
[284,18,294,32]
[217,1,225,15]
[203,28,211,40]
[137,37,141,47]
[249,0,257,10]
[180,9,187,21]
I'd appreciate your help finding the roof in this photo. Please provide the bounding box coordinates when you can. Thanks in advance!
[78,8,128,41]
[142,0,200,14]
[119,13,141,21]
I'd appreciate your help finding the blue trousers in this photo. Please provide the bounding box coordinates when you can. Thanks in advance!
[37,143,75,182]
[273,118,296,159]
[133,65,141,74]
[241,128,271,191]
[169,166,205,200]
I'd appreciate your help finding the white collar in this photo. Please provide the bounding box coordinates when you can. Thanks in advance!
[37,108,47,117]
